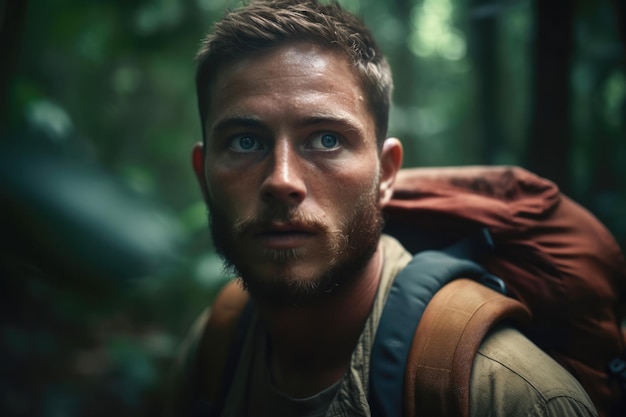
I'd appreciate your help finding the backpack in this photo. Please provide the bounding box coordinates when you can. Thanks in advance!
[383,165,626,417]
[174,165,626,417]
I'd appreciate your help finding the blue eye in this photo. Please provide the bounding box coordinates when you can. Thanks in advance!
[238,136,255,150]
[229,135,263,152]
[321,134,338,148]
[310,132,341,150]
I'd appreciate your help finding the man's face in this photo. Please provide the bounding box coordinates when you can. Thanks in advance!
[195,42,388,305]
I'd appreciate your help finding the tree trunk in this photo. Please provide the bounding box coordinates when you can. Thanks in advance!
[527,0,575,192]
[0,0,28,134]
[468,0,502,164]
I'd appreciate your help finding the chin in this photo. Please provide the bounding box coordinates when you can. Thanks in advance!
[237,259,331,304]
[237,242,378,307]
[260,247,310,263]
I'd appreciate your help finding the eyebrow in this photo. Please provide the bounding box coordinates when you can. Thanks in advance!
[305,114,363,133]
[210,113,364,136]
[210,116,264,135]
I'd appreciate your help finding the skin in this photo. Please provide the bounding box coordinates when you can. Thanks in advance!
[192,41,403,397]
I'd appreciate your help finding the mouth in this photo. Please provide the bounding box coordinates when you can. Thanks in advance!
[253,223,317,249]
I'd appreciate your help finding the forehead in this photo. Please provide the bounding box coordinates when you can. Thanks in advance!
[205,42,371,130]
[216,41,360,87]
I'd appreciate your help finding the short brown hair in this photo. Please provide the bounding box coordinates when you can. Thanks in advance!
[195,0,393,145]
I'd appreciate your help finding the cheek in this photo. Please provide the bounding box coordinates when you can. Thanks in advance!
[207,160,241,195]
[206,170,239,210]
[206,165,262,217]
[323,159,381,206]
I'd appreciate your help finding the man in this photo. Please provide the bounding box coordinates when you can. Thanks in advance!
[183,0,598,416]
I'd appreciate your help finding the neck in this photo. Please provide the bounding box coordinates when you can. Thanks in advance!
[256,245,383,398]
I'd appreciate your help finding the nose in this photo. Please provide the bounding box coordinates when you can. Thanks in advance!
[260,140,307,205]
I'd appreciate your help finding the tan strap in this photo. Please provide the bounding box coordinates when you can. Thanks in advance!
[197,279,250,405]
[404,278,532,417]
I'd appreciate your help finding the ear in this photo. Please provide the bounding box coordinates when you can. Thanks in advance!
[378,137,403,207]
[192,142,209,203]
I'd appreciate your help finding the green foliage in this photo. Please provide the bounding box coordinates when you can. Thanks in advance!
[3,0,624,416]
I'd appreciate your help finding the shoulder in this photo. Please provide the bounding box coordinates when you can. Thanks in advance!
[470,325,598,417]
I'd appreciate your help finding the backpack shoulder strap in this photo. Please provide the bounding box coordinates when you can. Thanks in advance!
[369,251,488,417]
[169,280,250,417]
[179,280,251,416]
[404,278,532,417]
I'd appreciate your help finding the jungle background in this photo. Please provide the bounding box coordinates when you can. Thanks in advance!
[1,0,624,416]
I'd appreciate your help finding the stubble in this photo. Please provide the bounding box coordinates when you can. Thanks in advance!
[207,187,383,307]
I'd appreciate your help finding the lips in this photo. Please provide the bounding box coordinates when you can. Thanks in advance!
[253,223,317,249]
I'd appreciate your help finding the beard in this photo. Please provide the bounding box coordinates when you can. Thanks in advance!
[207,187,383,307]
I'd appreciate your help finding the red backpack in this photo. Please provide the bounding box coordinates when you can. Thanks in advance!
[383,165,626,417]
